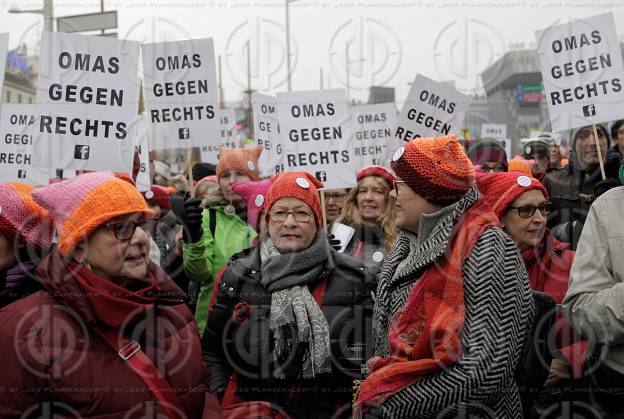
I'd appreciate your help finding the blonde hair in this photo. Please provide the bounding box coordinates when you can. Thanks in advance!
[336,176,397,255]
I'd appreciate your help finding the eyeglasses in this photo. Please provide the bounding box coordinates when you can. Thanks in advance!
[393,180,406,195]
[480,164,507,173]
[508,202,551,218]
[325,192,347,202]
[102,217,152,240]
[268,209,313,223]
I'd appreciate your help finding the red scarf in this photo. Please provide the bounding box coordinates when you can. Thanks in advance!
[37,251,165,328]
[354,199,497,415]
[520,230,569,295]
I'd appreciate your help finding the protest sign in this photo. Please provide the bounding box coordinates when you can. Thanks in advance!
[395,74,471,141]
[536,12,624,132]
[142,38,220,150]
[33,31,139,172]
[0,104,50,185]
[130,115,151,192]
[350,103,399,168]
[0,33,8,104]
[481,123,507,140]
[252,93,282,177]
[277,88,355,189]
[200,109,237,164]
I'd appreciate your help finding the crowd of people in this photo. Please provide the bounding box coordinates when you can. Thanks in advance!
[0,121,623,418]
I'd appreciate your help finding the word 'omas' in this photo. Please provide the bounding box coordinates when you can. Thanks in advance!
[51,52,124,107]
[548,30,622,105]
[396,90,456,141]
[288,103,342,142]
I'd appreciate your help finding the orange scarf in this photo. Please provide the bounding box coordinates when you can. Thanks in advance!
[355,199,497,415]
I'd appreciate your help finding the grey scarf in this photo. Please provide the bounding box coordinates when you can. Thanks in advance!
[260,232,332,379]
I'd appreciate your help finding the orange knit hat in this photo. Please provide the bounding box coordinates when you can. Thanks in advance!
[216,146,262,181]
[31,171,154,256]
[265,172,324,226]
[391,135,474,206]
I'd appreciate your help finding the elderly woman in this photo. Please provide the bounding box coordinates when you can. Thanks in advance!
[334,165,397,270]
[0,172,221,418]
[182,146,262,335]
[354,135,534,418]
[477,172,587,410]
[203,172,373,418]
[0,183,53,309]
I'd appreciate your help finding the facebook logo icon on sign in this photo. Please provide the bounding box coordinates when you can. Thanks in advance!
[582,104,596,117]
[179,128,190,140]
[315,171,327,182]
[74,145,90,160]
[17,170,26,179]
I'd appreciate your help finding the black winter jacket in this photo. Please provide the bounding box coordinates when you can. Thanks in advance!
[202,244,375,418]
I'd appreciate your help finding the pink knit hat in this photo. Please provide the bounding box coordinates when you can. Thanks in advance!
[232,179,271,230]
[0,183,54,250]
[31,171,153,255]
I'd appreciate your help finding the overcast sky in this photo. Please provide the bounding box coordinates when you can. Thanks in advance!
[2,0,623,105]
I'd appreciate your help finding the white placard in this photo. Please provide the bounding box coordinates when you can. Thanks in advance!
[0,104,50,185]
[481,123,507,140]
[252,93,282,177]
[535,13,624,132]
[0,33,8,104]
[277,89,355,189]
[131,115,151,192]
[200,109,237,164]
[33,32,139,172]
[395,74,471,141]
[350,103,399,168]
[142,38,220,150]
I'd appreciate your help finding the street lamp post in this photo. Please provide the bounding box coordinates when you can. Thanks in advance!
[9,0,54,32]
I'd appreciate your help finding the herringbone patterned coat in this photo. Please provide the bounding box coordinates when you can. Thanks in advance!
[371,186,535,418]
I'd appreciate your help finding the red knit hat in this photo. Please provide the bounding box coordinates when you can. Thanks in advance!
[265,172,324,226]
[142,185,172,210]
[216,146,262,181]
[391,135,474,206]
[475,172,548,219]
[356,165,396,188]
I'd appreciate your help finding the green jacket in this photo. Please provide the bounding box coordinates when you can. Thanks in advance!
[183,205,256,336]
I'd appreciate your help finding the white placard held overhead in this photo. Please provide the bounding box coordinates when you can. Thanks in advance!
[350,103,399,168]
[142,38,220,150]
[535,13,624,132]
[33,31,140,172]
[0,33,8,103]
[481,123,507,140]
[395,74,471,141]
[200,109,237,164]
[130,115,151,192]
[277,89,355,189]
[252,93,282,177]
[0,104,50,185]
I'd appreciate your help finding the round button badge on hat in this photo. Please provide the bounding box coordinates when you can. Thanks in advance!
[254,194,264,208]
[247,161,256,171]
[517,176,532,187]
[145,190,154,199]
[296,177,310,189]
[525,146,532,155]
[392,147,405,162]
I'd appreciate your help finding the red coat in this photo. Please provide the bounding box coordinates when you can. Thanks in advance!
[0,256,222,418]
[523,232,588,378]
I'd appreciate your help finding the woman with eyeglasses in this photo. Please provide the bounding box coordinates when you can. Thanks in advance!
[334,166,397,271]
[181,146,262,336]
[467,138,509,172]
[477,171,587,413]
[203,172,374,418]
[0,172,223,418]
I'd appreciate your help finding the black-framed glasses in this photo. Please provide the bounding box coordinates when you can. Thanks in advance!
[102,217,152,240]
[325,192,347,202]
[481,164,507,173]
[393,180,406,195]
[269,209,313,223]
[509,202,551,218]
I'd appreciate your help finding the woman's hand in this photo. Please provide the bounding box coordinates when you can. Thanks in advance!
[544,358,570,387]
